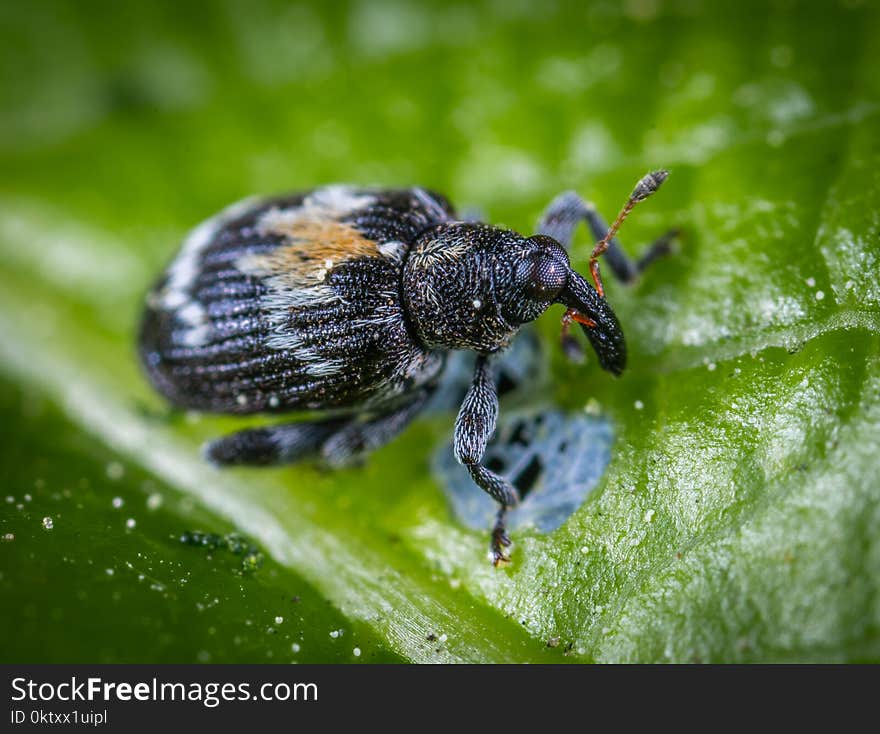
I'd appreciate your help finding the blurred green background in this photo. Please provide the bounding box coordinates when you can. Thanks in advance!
[1,0,878,663]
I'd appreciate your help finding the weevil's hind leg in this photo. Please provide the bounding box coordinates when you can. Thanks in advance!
[537,191,677,284]
[205,417,349,466]
[207,387,436,469]
[454,356,519,566]
[320,387,436,468]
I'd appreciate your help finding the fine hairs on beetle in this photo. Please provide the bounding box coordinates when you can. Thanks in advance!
[139,172,674,565]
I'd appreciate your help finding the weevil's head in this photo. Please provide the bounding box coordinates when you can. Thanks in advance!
[403,224,625,374]
[503,233,626,375]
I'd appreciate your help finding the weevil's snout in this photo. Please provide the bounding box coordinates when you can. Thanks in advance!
[556,269,626,375]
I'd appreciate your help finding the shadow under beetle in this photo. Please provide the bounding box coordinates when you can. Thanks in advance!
[139,172,674,565]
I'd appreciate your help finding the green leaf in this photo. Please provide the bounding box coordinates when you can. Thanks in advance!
[0,378,404,663]
[1,0,878,662]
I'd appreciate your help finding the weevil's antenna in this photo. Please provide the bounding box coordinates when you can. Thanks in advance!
[589,169,669,297]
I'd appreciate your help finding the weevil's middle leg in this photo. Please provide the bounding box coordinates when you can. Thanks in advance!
[454,355,520,565]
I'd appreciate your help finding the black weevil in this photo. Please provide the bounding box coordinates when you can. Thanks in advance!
[139,172,673,565]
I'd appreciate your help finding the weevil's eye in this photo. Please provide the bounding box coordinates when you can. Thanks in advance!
[520,236,569,303]
[525,253,568,301]
[503,235,570,325]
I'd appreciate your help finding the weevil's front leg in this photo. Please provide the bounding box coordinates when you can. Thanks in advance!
[454,355,519,565]
[579,204,678,285]
[539,189,677,360]
[537,191,677,285]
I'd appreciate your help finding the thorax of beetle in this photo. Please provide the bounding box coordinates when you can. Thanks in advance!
[403,230,517,354]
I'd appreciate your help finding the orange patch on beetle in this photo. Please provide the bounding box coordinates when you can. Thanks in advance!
[265,219,379,263]
[240,219,380,287]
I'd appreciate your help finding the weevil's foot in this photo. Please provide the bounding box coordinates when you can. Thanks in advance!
[490,526,512,567]
[561,333,586,364]
[492,551,511,567]
[560,309,586,364]
[653,227,681,255]
[637,228,681,272]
